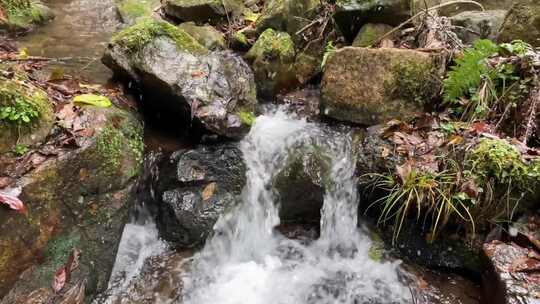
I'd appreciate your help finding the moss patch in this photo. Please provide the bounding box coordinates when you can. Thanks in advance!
[0,0,51,31]
[111,18,208,54]
[238,110,256,126]
[246,28,295,63]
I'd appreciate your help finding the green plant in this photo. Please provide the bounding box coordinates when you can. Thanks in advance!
[13,144,28,156]
[238,111,256,126]
[321,40,336,70]
[0,96,40,124]
[443,39,499,103]
[365,163,475,243]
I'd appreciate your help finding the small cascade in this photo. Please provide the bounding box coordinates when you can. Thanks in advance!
[182,109,412,304]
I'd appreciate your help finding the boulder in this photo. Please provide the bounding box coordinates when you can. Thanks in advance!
[245,28,296,98]
[163,0,244,23]
[177,22,226,50]
[116,0,161,25]
[498,0,540,47]
[483,241,540,304]
[411,0,513,16]
[333,0,410,42]
[0,105,143,300]
[0,77,55,154]
[352,23,394,47]
[0,0,53,33]
[450,10,507,45]
[102,19,257,139]
[321,47,444,126]
[151,144,246,247]
[255,0,320,40]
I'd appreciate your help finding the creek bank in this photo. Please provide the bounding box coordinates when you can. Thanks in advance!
[0,56,143,302]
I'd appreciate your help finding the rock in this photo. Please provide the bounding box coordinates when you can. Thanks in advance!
[450,10,507,45]
[163,0,244,23]
[333,0,410,41]
[151,144,246,246]
[321,47,445,126]
[498,0,540,47]
[102,19,258,139]
[255,0,319,39]
[245,28,296,98]
[483,241,540,304]
[0,77,55,154]
[382,223,488,277]
[276,87,321,120]
[0,105,143,299]
[0,0,53,33]
[177,22,226,50]
[352,23,394,47]
[116,0,160,25]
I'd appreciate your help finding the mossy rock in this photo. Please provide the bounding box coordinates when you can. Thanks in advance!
[498,0,540,47]
[116,0,160,25]
[0,76,54,154]
[246,28,296,98]
[321,47,445,126]
[352,23,393,47]
[0,0,53,33]
[0,105,142,298]
[177,21,225,50]
[111,18,208,54]
[163,0,244,23]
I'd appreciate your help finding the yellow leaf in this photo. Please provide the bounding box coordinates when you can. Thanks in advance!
[243,11,260,23]
[18,48,29,59]
[73,94,112,108]
[202,182,216,201]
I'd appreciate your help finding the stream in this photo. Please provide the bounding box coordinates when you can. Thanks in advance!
[9,1,483,303]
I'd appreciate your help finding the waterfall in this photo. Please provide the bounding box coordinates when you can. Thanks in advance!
[182,109,412,304]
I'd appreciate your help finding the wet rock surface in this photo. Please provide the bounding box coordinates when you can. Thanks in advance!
[0,105,143,300]
[102,20,258,139]
[483,240,540,304]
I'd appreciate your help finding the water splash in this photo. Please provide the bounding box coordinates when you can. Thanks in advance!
[182,109,412,304]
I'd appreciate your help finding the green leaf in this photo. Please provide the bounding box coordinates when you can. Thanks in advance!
[73,94,112,108]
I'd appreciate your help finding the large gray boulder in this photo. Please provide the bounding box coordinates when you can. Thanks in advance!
[450,10,507,45]
[163,0,244,23]
[102,19,258,139]
[498,0,540,47]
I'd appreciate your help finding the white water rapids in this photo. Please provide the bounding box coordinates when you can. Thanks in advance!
[181,110,412,304]
[103,109,412,303]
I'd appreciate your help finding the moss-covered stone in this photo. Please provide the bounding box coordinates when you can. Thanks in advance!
[352,23,393,47]
[163,0,244,23]
[0,105,142,297]
[321,47,445,125]
[177,21,225,50]
[0,76,54,154]
[498,0,540,47]
[246,28,296,97]
[0,0,53,33]
[116,0,160,25]
[111,18,208,54]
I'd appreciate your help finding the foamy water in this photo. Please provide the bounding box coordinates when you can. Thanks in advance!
[182,109,412,304]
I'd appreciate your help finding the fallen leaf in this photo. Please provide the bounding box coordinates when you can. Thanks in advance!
[461,179,480,198]
[73,94,112,108]
[0,191,27,215]
[447,135,464,146]
[52,266,67,293]
[59,280,85,304]
[66,249,81,273]
[202,182,216,201]
[396,160,414,184]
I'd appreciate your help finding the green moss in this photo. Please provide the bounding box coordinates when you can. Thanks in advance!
[41,232,81,278]
[467,138,530,187]
[246,28,295,64]
[389,60,440,106]
[1,0,50,31]
[111,18,207,54]
[96,126,123,177]
[238,110,256,126]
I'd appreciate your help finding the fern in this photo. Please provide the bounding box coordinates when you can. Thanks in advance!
[443,40,499,103]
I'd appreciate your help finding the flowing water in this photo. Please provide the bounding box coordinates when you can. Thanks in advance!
[181,109,412,304]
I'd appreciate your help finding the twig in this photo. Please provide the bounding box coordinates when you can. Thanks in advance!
[374,0,485,45]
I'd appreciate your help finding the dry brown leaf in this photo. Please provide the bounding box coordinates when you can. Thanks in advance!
[202,182,216,201]
[396,161,414,184]
[52,266,67,293]
[0,191,27,215]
